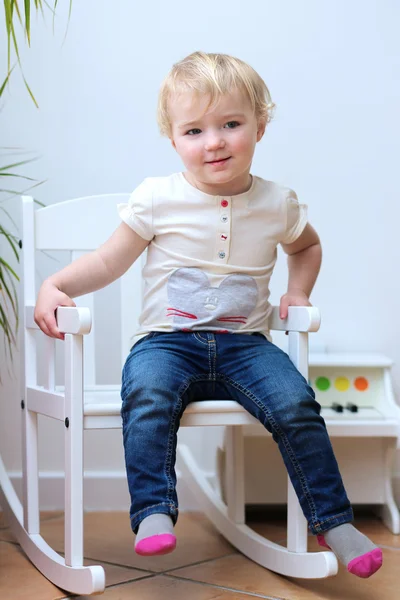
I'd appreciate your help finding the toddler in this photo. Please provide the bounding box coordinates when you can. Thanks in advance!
[34,51,382,578]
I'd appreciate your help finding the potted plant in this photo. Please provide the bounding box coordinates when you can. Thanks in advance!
[1,1,70,378]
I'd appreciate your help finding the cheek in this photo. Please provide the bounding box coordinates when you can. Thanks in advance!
[176,140,202,165]
[230,130,256,154]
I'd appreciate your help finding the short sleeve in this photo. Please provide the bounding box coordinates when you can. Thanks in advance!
[117,178,154,241]
[281,189,308,245]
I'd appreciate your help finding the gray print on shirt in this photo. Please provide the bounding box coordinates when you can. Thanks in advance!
[166,267,258,331]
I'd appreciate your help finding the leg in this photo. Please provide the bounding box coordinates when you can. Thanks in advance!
[216,333,353,533]
[120,332,208,551]
[214,333,382,577]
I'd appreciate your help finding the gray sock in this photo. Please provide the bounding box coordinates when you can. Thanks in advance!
[324,523,378,566]
[135,513,174,546]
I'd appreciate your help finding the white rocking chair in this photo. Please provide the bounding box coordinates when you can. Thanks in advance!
[0,193,338,595]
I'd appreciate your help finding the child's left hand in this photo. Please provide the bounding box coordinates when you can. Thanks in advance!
[279,289,312,320]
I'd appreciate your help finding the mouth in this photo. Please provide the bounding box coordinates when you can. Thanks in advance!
[206,157,231,166]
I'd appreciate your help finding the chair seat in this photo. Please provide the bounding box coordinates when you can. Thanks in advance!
[69,385,400,436]
[54,385,261,429]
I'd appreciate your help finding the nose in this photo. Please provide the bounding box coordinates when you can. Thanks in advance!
[204,133,225,152]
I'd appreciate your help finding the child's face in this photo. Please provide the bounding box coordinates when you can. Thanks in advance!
[169,88,265,195]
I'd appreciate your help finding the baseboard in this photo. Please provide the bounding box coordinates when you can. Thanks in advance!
[2,469,205,512]
[2,470,400,513]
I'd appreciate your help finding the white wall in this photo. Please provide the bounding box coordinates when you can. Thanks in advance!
[1,0,400,509]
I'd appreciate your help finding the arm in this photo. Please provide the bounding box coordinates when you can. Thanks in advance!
[47,221,149,297]
[35,222,149,339]
[279,223,322,319]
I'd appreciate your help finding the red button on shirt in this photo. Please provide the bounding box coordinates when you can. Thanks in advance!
[221,199,229,207]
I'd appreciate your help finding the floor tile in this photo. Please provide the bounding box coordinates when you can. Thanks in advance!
[247,506,400,550]
[346,515,400,549]
[76,574,266,599]
[83,559,152,587]
[0,541,66,600]
[246,508,288,545]
[29,511,235,573]
[0,512,8,529]
[0,528,15,542]
[1,509,398,599]
[285,546,399,600]
[0,511,63,540]
[0,539,155,599]
[170,545,398,600]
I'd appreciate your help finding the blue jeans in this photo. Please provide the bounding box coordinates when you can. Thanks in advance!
[120,331,353,535]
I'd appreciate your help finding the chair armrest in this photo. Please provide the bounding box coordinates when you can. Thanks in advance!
[55,305,319,335]
[268,306,320,333]
[56,306,92,335]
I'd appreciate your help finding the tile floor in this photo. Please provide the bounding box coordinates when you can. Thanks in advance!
[0,507,398,599]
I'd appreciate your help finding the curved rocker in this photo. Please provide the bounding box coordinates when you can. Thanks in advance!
[178,443,338,579]
[0,448,105,595]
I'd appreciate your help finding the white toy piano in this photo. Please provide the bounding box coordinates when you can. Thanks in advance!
[219,353,400,534]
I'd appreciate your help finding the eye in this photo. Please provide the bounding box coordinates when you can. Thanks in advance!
[224,121,240,129]
[186,128,202,135]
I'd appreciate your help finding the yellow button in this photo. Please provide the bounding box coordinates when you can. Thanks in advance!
[334,377,350,392]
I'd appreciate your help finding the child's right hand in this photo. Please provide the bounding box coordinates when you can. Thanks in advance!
[34,280,76,340]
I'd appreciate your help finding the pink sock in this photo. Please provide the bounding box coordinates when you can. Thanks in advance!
[135,514,176,556]
[135,533,176,556]
[317,533,383,578]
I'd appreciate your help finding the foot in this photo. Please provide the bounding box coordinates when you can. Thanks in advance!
[317,523,382,578]
[135,513,176,556]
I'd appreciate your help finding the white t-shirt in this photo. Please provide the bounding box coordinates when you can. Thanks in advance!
[117,172,307,344]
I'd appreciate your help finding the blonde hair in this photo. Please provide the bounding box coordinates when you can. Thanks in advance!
[157,51,275,138]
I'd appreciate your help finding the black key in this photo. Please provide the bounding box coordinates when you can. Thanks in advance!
[346,403,358,413]
[331,403,343,413]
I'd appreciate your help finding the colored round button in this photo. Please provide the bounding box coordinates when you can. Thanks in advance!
[218,251,226,259]
[315,376,330,391]
[354,377,368,391]
[221,200,229,207]
[334,377,350,392]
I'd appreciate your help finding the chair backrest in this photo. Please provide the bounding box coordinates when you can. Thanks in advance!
[22,193,145,387]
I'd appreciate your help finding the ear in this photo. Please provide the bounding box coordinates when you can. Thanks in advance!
[256,118,267,142]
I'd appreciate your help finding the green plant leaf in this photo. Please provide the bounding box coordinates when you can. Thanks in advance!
[62,0,72,44]
[10,11,22,65]
[24,0,31,44]
[0,67,15,97]
[13,0,23,26]
[0,223,20,261]
[0,301,17,352]
[4,0,13,73]
[0,265,18,317]
[0,172,36,181]
[0,291,17,338]
[0,256,19,280]
[0,157,38,172]
[0,178,46,202]
[0,146,34,155]
[23,75,39,107]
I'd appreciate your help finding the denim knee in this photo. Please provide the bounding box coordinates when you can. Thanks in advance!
[270,382,322,430]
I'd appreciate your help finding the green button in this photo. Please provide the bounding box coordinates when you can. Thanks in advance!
[315,376,330,391]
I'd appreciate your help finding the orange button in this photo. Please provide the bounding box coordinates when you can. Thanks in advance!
[354,377,368,391]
